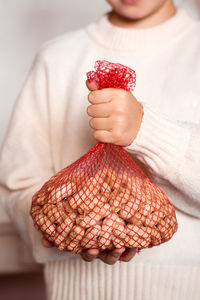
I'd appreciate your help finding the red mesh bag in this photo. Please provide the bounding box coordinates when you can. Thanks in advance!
[30,60,178,254]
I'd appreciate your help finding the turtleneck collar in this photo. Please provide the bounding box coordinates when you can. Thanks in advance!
[86,7,196,53]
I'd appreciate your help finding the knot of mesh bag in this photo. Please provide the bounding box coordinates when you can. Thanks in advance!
[30,61,178,254]
[87,60,136,91]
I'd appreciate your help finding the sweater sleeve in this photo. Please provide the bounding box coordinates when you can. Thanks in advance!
[124,103,200,219]
[0,51,74,263]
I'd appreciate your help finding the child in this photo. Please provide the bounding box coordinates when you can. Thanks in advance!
[0,0,200,299]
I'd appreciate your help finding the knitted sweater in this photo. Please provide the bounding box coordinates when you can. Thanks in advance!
[0,7,200,300]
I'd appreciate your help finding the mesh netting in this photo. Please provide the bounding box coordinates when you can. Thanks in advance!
[30,60,178,254]
[87,60,136,91]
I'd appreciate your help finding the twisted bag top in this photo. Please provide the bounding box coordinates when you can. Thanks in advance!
[30,60,178,254]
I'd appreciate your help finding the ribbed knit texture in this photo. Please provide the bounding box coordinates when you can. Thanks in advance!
[44,259,200,300]
[86,7,194,52]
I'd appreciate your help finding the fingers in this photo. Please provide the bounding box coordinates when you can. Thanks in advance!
[89,117,112,131]
[81,248,99,262]
[86,79,99,91]
[87,103,111,118]
[119,248,137,262]
[98,247,126,265]
[88,89,115,105]
[41,237,54,248]
[80,247,136,265]
[93,130,115,144]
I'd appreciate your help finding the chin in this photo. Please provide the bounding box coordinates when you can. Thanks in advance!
[114,7,152,21]
[108,0,171,22]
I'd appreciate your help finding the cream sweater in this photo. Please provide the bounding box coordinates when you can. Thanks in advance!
[0,7,200,300]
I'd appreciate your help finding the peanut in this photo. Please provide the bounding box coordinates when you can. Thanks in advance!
[131,176,142,198]
[31,206,41,217]
[42,203,53,214]
[119,196,140,220]
[93,203,111,218]
[35,193,47,206]
[126,224,151,240]
[158,221,167,234]
[129,211,146,226]
[98,216,114,250]
[44,204,66,225]
[150,228,162,245]
[98,214,124,250]
[109,198,121,213]
[144,210,165,227]
[118,188,131,203]
[53,233,66,248]
[151,198,162,211]
[112,236,124,248]
[68,212,77,221]
[125,235,150,248]
[109,213,123,223]
[87,170,106,187]
[65,238,82,254]
[64,201,75,213]
[141,189,153,204]
[138,237,151,248]
[78,182,99,197]
[56,215,74,237]
[35,214,56,236]
[138,200,154,217]
[162,204,174,216]
[76,212,101,228]
[124,235,141,248]
[57,242,66,251]
[81,225,101,248]
[33,222,40,231]
[99,181,112,198]
[70,184,99,211]
[48,182,76,203]
[105,169,121,191]
[113,223,126,240]
[109,190,125,213]
[69,225,84,242]
[118,170,132,190]
[77,196,99,214]
[157,216,176,235]
[162,227,176,241]
[68,194,81,210]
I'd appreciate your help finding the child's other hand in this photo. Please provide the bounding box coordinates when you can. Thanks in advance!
[80,247,137,265]
[42,237,137,264]
[86,80,143,147]
[41,237,54,248]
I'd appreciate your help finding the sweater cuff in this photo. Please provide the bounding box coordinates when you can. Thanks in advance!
[124,103,189,174]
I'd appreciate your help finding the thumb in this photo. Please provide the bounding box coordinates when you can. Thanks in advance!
[86,79,99,91]
[41,237,54,248]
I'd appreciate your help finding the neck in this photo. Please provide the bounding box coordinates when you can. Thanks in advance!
[108,1,176,29]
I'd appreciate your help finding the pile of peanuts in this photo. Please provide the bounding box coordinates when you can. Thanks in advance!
[31,168,177,254]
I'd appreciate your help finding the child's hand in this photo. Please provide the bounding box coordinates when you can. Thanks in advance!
[41,237,54,248]
[80,247,137,264]
[86,80,143,147]
[42,237,137,264]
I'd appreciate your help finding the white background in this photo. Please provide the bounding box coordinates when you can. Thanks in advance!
[0,0,199,222]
